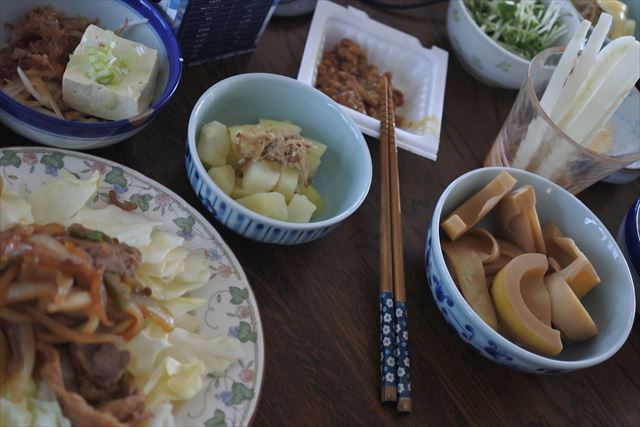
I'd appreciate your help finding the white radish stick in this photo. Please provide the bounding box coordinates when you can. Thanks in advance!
[531,14,613,176]
[550,14,612,126]
[535,40,640,179]
[557,37,639,142]
[540,20,591,113]
[562,41,639,145]
[512,20,591,169]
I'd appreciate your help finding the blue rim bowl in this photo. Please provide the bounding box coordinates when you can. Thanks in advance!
[186,73,372,244]
[0,0,181,149]
[426,167,636,373]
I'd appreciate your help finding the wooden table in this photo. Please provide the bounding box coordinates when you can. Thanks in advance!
[2,1,639,425]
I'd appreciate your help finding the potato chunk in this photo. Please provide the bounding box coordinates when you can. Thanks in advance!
[259,119,301,135]
[242,160,280,194]
[197,121,230,167]
[287,194,317,223]
[307,139,327,177]
[237,192,288,221]
[297,184,325,218]
[274,167,299,202]
[207,165,235,195]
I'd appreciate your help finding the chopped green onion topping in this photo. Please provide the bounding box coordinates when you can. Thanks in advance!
[70,30,133,86]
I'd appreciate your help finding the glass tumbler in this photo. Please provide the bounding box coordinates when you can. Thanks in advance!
[485,47,640,194]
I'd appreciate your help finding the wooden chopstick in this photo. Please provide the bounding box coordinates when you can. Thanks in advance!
[386,80,411,414]
[379,77,397,404]
[378,78,412,412]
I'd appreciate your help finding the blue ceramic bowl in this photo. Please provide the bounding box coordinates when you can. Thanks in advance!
[0,0,181,149]
[617,198,640,313]
[186,73,372,244]
[426,167,635,373]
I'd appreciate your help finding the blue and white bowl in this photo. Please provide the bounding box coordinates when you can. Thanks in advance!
[0,0,181,149]
[186,73,372,244]
[426,167,636,373]
[617,198,640,313]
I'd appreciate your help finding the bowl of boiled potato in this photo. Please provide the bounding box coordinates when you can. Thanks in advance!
[425,167,635,373]
[186,73,372,244]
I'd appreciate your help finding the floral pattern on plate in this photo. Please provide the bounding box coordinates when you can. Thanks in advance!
[0,147,265,426]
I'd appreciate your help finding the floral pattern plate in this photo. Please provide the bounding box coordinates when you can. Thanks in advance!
[0,147,264,427]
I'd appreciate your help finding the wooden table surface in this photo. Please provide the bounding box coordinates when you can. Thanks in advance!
[2,1,639,426]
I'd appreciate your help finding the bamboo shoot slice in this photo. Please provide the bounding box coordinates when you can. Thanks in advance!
[491,253,562,356]
[441,171,517,241]
[458,227,500,263]
[484,239,525,275]
[543,223,600,298]
[442,241,498,330]
[495,185,546,254]
[544,272,597,342]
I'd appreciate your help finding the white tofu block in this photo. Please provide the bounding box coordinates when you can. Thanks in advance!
[62,25,159,120]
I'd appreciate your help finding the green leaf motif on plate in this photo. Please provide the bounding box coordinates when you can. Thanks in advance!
[105,167,127,189]
[230,382,254,405]
[229,287,248,305]
[129,194,153,212]
[174,216,195,232]
[452,7,460,22]
[204,409,227,427]
[40,152,64,169]
[0,150,21,168]
[237,321,257,343]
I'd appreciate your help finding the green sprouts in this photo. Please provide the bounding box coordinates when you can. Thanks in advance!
[464,0,567,60]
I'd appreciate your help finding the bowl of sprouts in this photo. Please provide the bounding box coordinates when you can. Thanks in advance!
[0,0,181,149]
[446,0,582,89]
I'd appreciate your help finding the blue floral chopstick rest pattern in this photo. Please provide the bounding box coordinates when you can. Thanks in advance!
[380,291,396,399]
[395,301,411,403]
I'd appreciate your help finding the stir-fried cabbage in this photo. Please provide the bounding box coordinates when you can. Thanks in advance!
[0,380,70,427]
[0,189,33,231]
[27,170,99,224]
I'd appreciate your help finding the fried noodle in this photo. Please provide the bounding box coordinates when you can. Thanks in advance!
[0,222,174,425]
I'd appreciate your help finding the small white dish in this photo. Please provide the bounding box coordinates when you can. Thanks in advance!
[297,0,448,160]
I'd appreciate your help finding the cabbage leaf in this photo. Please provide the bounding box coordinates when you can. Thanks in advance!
[27,170,99,224]
[0,189,33,231]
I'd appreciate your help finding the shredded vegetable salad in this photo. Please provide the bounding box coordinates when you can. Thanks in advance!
[464,0,567,60]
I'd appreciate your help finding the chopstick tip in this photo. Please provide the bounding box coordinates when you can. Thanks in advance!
[381,386,397,404]
[397,397,412,414]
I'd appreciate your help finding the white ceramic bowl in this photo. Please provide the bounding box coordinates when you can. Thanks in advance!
[425,167,636,373]
[186,73,372,244]
[446,0,581,89]
[0,0,181,149]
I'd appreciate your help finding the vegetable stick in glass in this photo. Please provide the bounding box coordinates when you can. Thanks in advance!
[512,20,590,170]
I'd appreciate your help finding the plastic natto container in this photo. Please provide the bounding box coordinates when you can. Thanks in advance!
[297,0,449,160]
